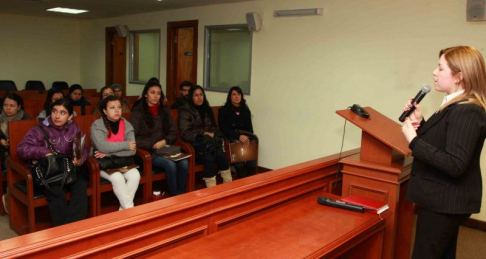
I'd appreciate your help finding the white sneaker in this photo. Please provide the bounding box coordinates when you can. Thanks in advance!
[2,193,9,215]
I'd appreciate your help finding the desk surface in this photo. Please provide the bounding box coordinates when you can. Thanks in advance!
[154,192,387,258]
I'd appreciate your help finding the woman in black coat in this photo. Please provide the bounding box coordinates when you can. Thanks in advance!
[218,86,256,178]
[178,85,231,188]
[402,46,486,259]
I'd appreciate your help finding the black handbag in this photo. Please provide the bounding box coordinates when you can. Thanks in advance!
[191,132,225,155]
[96,155,135,171]
[30,125,77,196]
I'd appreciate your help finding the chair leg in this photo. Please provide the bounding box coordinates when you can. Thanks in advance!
[9,194,27,235]
[27,200,36,233]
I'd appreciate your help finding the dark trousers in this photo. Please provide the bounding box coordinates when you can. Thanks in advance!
[412,208,471,259]
[42,171,88,227]
[234,160,257,178]
[198,149,229,178]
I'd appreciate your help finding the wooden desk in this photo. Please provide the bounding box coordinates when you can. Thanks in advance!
[0,150,376,259]
[153,192,389,259]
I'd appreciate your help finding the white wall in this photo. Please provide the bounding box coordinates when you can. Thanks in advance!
[1,0,485,220]
[0,14,81,89]
[78,0,486,220]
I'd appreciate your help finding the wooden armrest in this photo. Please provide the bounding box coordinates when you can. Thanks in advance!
[7,158,32,180]
[135,148,152,178]
[85,157,100,189]
[7,158,35,197]
[174,140,196,192]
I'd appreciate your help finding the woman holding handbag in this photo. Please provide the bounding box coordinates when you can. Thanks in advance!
[17,98,88,226]
[218,86,257,178]
[130,81,188,196]
[179,85,232,188]
[91,95,140,210]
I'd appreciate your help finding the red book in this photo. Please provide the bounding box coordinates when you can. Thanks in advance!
[341,195,389,215]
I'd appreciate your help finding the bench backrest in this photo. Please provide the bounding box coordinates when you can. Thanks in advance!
[9,120,40,161]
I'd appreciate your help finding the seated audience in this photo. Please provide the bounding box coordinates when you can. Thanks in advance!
[130,81,188,196]
[178,85,232,188]
[91,95,140,210]
[218,86,257,178]
[17,99,88,226]
[38,88,77,121]
[92,86,114,115]
[1,93,31,214]
[111,83,131,113]
[170,81,194,110]
[68,84,91,115]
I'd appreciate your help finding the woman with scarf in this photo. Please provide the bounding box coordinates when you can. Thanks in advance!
[130,82,188,196]
[67,84,91,116]
[0,93,31,214]
[91,95,140,210]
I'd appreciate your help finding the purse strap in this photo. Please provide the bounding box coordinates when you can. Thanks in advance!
[37,125,59,155]
[33,157,71,197]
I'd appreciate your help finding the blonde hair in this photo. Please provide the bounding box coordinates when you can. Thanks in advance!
[439,46,486,111]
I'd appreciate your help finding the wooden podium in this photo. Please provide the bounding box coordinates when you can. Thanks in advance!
[336,107,415,259]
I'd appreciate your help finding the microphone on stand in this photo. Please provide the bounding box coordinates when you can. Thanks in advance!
[398,84,431,122]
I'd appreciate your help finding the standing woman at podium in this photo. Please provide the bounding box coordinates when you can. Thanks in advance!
[402,46,486,259]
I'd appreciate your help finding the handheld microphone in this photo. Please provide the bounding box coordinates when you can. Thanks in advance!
[398,84,431,122]
[317,197,365,213]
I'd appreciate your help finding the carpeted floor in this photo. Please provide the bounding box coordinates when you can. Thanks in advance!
[0,214,485,258]
[0,214,17,241]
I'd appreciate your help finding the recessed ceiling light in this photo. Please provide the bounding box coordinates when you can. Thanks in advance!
[47,7,89,14]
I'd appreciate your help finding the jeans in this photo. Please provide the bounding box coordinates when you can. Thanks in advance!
[152,156,188,196]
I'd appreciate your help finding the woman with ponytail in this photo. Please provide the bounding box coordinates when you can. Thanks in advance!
[129,81,188,196]
[91,95,140,210]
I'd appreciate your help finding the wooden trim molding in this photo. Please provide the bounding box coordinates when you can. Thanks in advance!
[0,149,359,258]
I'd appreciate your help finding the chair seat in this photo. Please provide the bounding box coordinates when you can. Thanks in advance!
[152,170,166,181]
[14,181,44,199]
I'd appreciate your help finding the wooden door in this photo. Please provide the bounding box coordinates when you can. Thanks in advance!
[105,27,127,95]
[166,20,198,101]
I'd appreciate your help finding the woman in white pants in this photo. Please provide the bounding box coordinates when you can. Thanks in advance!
[91,95,140,210]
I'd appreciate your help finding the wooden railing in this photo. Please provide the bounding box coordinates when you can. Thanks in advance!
[0,148,359,258]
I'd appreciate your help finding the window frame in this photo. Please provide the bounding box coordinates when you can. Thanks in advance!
[129,29,161,85]
[203,24,253,95]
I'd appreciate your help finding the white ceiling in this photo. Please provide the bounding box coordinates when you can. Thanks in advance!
[0,0,256,19]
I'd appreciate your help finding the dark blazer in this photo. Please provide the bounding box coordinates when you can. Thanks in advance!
[218,105,253,141]
[129,104,177,151]
[178,103,216,142]
[406,102,486,214]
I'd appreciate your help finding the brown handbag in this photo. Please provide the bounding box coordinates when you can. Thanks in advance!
[228,130,258,163]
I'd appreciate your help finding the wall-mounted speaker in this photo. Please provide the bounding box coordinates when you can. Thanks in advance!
[246,12,262,31]
[115,25,128,38]
[467,0,486,21]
